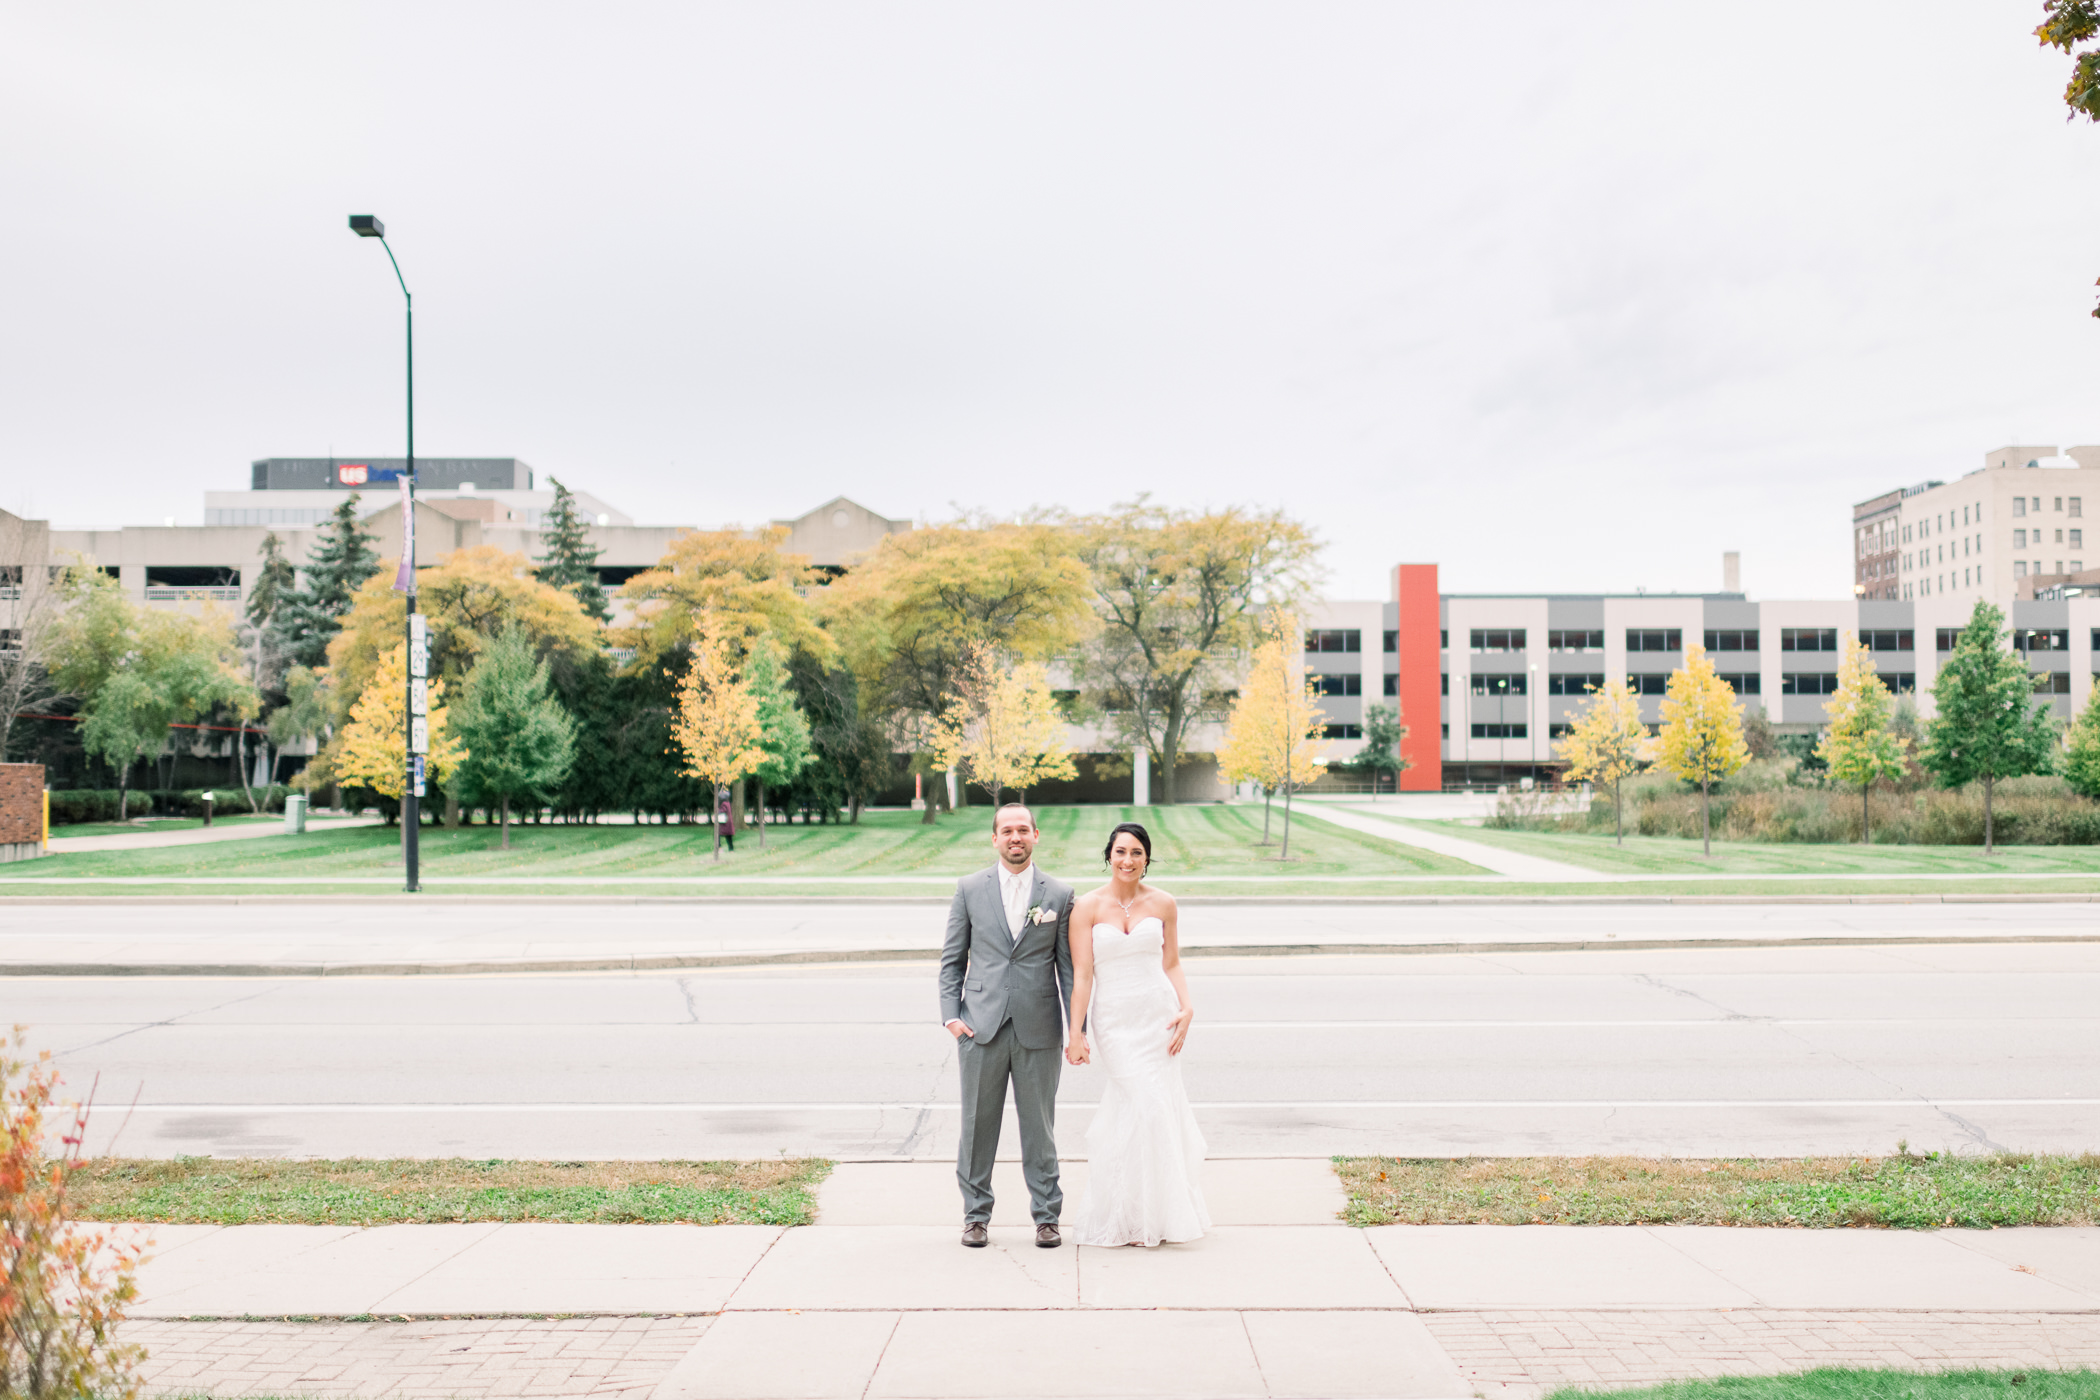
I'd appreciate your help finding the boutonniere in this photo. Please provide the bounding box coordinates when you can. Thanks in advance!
[1026,902,1056,925]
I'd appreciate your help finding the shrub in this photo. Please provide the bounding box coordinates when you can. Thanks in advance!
[43,792,151,826]
[0,1027,146,1400]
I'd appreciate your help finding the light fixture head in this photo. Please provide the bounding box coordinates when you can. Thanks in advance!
[348,214,386,238]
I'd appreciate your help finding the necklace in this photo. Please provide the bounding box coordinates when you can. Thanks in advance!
[1115,889,1140,916]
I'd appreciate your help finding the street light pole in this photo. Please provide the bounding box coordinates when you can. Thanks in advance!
[349,214,421,893]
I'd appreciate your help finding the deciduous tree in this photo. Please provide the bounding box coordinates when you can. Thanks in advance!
[335,642,465,811]
[1356,702,1409,798]
[1922,600,2058,853]
[2037,0,2100,314]
[1216,628,1327,858]
[1817,635,1910,843]
[932,645,1077,809]
[746,636,811,846]
[447,625,579,847]
[1653,643,1749,857]
[2063,681,2100,799]
[1554,679,1648,845]
[619,527,830,670]
[671,622,767,861]
[1073,500,1321,804]
[824,521,1090,822]
[0,519,69,762]
[534,477,610,623]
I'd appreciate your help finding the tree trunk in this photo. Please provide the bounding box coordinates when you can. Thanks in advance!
[236,724,258,813]
[117,763,131,821]
[444,792,460,828]
[1158,694,1188,804]
[1862,782,1871,845]
[1280,764,1295,860]
[757,779,766,848]
[920,765,943,824]
[500,794,511,850]
[1261,787,1273,844]
[849,794,862,825]
[1983,773,1995,855]
[1614,776,1624,846]
[1700,777,1711,858]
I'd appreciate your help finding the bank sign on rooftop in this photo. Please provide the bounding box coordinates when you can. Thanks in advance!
[248,458,534,491]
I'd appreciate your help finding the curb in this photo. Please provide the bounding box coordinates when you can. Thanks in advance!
[4,892,2100,906]
[9,931,2100,977]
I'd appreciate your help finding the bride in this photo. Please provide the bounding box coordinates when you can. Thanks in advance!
[1065,821,1211,1247]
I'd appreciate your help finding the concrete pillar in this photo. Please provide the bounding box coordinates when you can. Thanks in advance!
[1132,747,1150,807]
[945,769,959,810]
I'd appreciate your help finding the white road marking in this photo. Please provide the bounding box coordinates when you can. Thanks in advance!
[98,1099,2100,1113]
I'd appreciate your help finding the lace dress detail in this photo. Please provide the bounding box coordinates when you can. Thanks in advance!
[1068,917,1210,1247]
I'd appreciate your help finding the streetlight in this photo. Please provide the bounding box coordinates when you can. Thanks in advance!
[349,213,423,893]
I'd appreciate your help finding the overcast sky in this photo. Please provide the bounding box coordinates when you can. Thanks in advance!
[5,2,2098,602]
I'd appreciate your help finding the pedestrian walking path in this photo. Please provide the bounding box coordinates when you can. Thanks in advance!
[47,814,379,854]
[116,1160,2100,1399]
[1305,802,1604,882]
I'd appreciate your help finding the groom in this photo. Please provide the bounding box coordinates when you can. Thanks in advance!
[938,802,1075,1249]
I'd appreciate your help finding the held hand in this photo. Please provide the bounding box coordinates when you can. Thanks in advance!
[1065,1032,1089,1066]
[1166,1006,1194,1056]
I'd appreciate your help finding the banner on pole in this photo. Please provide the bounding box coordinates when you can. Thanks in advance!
[394,474,416,592]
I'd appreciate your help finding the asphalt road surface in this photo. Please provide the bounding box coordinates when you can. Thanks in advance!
[12,939,2097,1161]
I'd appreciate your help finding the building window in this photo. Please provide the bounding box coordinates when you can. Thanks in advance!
[1440,723,1448,738]
[1718,673,1761,695]
[1322,723,1364,738]
[1781,672,1841,695]
[1470,673,1526,696]
[1548,722,1574,739]
[1304,629,1361,653]
[2074,530,2085,549]
[1859,630,1914,652]
[1625,629,1682,652]
[1440,630,1447,650]
[1780,628,1838,652]
[2014,629,2071,652]
[1629,674,1670,696]
[1440,674,1449,695]
[1469,628,1526,652]
[2074,497,2084,518]
[1548,629,1604,651]
[1311,673,1362,696]
[2017,561,2028,579]
[2034,672,2073,694]
[1883,673,1916,694]
[1470,722,1527,739]
[1383,673,1397,696]
[2016,529,2028,548]
[1547,673,1604,695]
[1382,630,1397,653]
[1936,628,1962,652]
[1702,629,1759,651]
[2056,497,2065,512]
[2015,498,2027,517]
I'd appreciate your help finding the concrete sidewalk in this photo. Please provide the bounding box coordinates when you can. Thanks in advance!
[48,815,380,854]
[116,1160,2100,1399]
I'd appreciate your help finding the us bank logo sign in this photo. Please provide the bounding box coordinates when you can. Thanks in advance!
[336,464,401,486]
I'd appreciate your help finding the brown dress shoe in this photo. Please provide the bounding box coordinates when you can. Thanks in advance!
[961,1223,989,1248]
[1035,1223,1061,1248]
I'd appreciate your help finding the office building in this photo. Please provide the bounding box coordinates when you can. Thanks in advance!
[1853,445,2100,606]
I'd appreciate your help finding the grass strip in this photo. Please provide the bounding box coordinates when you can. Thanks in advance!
[1547,1370,2100,1399]
[72,1156,831,1227]
[1335,1153,2100,1228]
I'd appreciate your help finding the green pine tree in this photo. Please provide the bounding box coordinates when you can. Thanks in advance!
[534,477,610,623]
[447,625,579,848]
[1921,599,2058,853]
[746,636,812,846]
[2062,683,2100,800]
[279,498,381,668]
[788,651,894,824]
[246,532,297,632]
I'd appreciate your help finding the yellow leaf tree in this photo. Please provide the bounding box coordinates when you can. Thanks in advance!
[671,622,767,861]
[1553,680,1649,845]
[1816,633,1910,844]
[1217,627,1328,859]
[1653,642,1750,857]
[931,645,1077,809]
[618,526,833,670]
[334,643,466,813]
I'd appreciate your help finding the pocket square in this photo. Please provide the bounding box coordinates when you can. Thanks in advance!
[1032,906,1057,924]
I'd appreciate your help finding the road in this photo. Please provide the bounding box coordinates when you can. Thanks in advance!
[5,899,2100,973]
[12,937,2097,1161]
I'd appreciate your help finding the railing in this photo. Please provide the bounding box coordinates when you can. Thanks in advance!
[144,587,242,602]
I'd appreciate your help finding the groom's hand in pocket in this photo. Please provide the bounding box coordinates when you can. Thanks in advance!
[946,1019,974,1040]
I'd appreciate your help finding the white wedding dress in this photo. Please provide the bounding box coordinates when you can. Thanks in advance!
[1069,916,1211,1247]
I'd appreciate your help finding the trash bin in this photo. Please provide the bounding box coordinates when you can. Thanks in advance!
[284,792,307,834]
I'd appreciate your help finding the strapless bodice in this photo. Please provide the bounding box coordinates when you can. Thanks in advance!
[1089,916,1164,967]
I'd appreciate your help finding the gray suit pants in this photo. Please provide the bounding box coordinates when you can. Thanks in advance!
[955,1018,1062,1225]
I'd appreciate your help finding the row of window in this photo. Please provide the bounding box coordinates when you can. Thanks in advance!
[1304,629,1400,654]
[1314,626,2100,671]
[1445,672,1923,698]
[2013,528,2082,548]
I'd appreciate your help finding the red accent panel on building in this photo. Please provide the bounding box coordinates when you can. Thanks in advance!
[1392,564,1441,792]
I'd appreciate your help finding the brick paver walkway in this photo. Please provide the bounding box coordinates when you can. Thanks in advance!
[130,1316,710,1398]
[1424,1310,2100,1394]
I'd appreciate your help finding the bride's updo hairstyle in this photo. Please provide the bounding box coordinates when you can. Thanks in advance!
[1102,822,1153,871]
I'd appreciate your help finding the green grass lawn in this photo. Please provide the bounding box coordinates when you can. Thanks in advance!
[1548,1373,2100,1399]
[0,803,1485,894]
[73,1157,830,1226]
[50,812,287,839]
[1335,1153,2100,1228]
[1354,812,2100,876]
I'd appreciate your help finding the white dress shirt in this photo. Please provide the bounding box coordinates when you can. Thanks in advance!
[997,861,1034,941]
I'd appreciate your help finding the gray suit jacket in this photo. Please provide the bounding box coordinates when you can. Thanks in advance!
[938,864,1075,1051]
